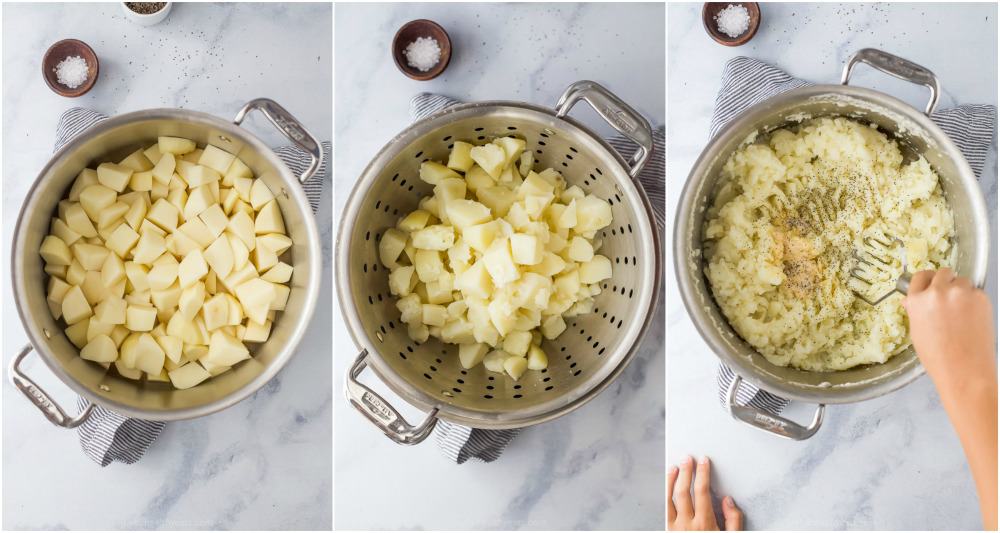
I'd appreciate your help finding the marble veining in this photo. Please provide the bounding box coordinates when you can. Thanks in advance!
[668,3,997,530]
[2,3,332,530]
[334,3,665,530]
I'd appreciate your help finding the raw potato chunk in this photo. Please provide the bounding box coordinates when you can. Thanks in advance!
[40,139,294,389]
[383,137,613,378]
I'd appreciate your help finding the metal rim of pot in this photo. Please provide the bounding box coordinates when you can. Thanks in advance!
[673,49,990,440]
[10,99,324,426]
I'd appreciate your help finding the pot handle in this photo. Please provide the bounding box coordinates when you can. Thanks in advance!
[726,375,824,440]
[234,98,324,184]
[841,48,941,115]
[555,80,654,178]
[346,350,438,445]
[9,344,94,429]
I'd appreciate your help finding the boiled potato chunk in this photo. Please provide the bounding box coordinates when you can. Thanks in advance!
[382,137,613,378]
[40,139,293,389]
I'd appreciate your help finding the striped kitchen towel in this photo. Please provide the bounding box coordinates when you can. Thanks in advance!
[712,57,998,415]
[54,108,330,466]
[413,93,665,464]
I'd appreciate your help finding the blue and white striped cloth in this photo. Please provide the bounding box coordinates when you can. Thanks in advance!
[55,108,330,466]
[412,93,665,463]
[712,57,997,414]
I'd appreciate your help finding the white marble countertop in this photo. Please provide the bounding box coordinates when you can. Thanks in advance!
[668,3,997,530]
[2,3,332,530]
[334,3,665,530]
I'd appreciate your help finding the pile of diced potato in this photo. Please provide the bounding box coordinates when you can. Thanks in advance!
[379,136,613,380]
[38,137,293,390]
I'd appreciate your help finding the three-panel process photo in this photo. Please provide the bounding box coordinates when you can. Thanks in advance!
[1,1,996,531]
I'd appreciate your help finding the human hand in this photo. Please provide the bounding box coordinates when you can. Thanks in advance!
[668,456,742,531]
[903,268,996,395]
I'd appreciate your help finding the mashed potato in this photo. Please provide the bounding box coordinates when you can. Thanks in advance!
[703,117,954,371]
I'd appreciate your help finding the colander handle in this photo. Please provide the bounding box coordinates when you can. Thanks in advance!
[841,48,941,115]
[9,344,95,429]
[726,375,825,440]
[234,98,325,184]
[555,80,654,178]
[346,350,438,445]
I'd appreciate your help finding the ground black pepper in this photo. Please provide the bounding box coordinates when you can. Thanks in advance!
[125,2,166,15]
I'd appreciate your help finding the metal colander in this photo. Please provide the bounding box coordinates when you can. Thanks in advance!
[336,81,660,444]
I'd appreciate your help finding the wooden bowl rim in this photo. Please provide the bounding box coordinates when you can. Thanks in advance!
[391,19,452,81]
[702,2,761,47]
[42,38,99,97]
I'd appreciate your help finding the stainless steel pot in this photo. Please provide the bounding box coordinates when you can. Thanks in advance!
[337,81,661,444]
[10,99,324,425]
[673,49,990,439]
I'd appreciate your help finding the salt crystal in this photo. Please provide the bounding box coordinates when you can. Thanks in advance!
[715,4,750,39]
[404,37,441,73]
[54,55,89,89]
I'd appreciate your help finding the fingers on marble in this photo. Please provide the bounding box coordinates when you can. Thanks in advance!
[673,455,695,517]
[693,456,714,517]
[722,496,744,531]
[667,464,679,522]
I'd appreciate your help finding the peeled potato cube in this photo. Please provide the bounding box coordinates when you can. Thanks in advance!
[419,161,462,185]
[502,330,533,357]
[196,145,235,174]
[455,261,493,299]
[147,256,179,291]
[476,186,516,218]
[64,203,98,238]
[158,136,196,155]
[483,239,520,286]
[463,221,498,253]
[378,228,408,268]
[503,356,528,380]
[125,304,157,331]
[79,184,118,221]
[579,255,613,284]
[133,231,166,265]
[176,282,205,320]
[407,323,430,343]
[96,163,133,193]
[80,334,118,363]
[422,304,448,327]
[509,233,543,265]
[397,210,431,233]
[445,199,492,228]
[447,141,475,172]
[567,236,594,262]
[199,204,229,238]
[69,168,99,201]
[183,184,214,220]
[411,225,454,251]
[269,283,290,311]
[243,319,272,343]
[458,343,489,369]
[482,350,508,373]
[255,200,285,235]
[253,244,279,272]
[229,233,251,270]
[469,144,506,179]
[62,285,92,325]
[247,179,275,210]
[179,217,215,249]
[151,152,176,184]
[527,345,548,370]
[146,199,179,232]
[575,195,613,232]
[541,314,567,340]
[168,362,211,389]
[205,330,250,367]
[130,170,153,192]
[235,278,275,324]
[202,294,229,331]
[487,299,517,336]
[185,165,222,188]
[40,235,73,266]
[50,218,82,247]
[223,157,253,186]
[204,235,235,278]
[388,265,415,296]
[176,250,208,288]
[94,297,127,325]
[227,211,256,251]
[131,333,165,375]
[413,249,445,283]
[70,242,108,271]
[155,334,183,363]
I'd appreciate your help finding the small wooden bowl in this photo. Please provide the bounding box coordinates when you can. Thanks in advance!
[392,19,452,81]
[703,3,761,47]
[42,39,99,97]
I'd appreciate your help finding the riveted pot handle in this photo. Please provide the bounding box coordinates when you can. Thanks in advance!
[9,344,94,429]
[555,80,654,178]
[234,98,324,184]
[346,350,438,445]
[841,48,941,115]
[726,375,824,440]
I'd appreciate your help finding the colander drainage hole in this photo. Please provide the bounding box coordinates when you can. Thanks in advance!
[617,320,623,328]
[570,146,578,153]
[423,373,432,380]
[599,347,606,355]
[573,370,582,376]
[543,376,551,382]
[538,140,547,146]
[628,224,633,233]
[429,365,437,372]
[513,384,521,390]
[488,376,495,381]
[570,362,577,369]
[474,127,484,132]
[486,385,494,390]
[391,173,399,182]
[375,200,381,209]
[561,162,568,168]
[484,395,493,399]
[513,394,523,399]
[592,342,599,349]
[399,352,407,360]
[365,231,370,241]
[442,135,452,141]
[414,151,423,158]
[507,126,517,131]
[595,168,603,175]
[363,264,368,273]
[453,388,462,393]
[545,385,554,391]
[457,378,465,384]
[406,345,414,353]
